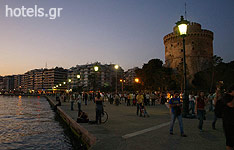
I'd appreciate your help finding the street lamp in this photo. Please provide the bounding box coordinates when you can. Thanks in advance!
[135,78,139,83]
[176,16,189,117]
[94,66,99,72]
[120,79,125,92]
[93,66,99,91]
[68,79,72,91]
[114,64,119,93]
[77,75,81,79]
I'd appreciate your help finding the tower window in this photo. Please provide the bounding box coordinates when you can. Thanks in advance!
[181,49,183,52]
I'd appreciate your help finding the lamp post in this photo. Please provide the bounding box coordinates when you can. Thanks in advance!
[114,64,119,93]
[176,16,189,117]
[94,66,99,91]
[68,79,71,91]
[120,79,125,92]
[134,78,140,91]
[77,74,81,91]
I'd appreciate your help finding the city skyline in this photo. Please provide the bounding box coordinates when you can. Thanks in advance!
[1,0,234,76]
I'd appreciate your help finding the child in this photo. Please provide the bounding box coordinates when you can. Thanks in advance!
[141,103,150,117]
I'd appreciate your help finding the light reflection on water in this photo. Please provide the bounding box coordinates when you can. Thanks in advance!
[0,96,82,150]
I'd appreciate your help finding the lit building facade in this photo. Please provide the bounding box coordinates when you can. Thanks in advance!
[68,62,124,91]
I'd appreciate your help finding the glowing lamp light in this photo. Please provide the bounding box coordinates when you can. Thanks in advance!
[135,78,139,83]
[114,64,119,70]
[120,79,123,82]
[59,84,62,86]
[56,85,58,87]
[176,16,189,36]
[178,24,187,35]
[68,79,72,82]
[94,66,99,72]
[77,75,81,79]
[63,82,66,84]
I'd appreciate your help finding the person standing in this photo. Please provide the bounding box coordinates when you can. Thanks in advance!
[195,91,208,132]
[212,89,223,130]
[84,92,88,105]
[189,92,195,114]
[114,93,120,106]
[150,92,156,106]
[169,92,187,137]
[70,92,74,111]
[127,93,131,106]
[77,93,82,116]
[208,92,214,112]
[136,92,144,116]
[145,93,150,106]
[95,92,103,124]
[222,86,234,150]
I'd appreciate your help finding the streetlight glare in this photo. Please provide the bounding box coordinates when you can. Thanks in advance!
[68,79,72,82]
[120,79,123,82]
[77,74,81,79]
[59,84,62,86]
[63,82,66,84]
[178,24,187,35]
[114,64,119,70]
[94,66,99,72]
[176,16,189,36]
[135,78,139,83]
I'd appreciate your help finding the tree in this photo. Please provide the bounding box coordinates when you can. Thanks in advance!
[210,55,223,92]
[192,59,234,92]
[135,58,177,91]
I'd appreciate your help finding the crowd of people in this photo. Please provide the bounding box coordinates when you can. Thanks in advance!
[53,85,234,150]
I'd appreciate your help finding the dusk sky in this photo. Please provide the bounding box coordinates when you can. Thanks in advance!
[0,0,233,76]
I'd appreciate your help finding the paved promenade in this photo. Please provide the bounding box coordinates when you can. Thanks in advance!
[49,97,225,150]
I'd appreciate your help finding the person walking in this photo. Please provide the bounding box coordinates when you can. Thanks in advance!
[169,92,187,137]
[195,91,208,132]
[222,86,234,150]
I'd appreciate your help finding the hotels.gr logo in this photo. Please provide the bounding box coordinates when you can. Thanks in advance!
[5,5,63,20]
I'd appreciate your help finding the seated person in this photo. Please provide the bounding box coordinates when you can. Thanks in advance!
[77,111,89,123]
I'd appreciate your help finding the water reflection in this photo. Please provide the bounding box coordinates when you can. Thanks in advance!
[0,96,84,150]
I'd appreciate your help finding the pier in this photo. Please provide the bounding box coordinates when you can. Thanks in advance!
[45,96,225,150]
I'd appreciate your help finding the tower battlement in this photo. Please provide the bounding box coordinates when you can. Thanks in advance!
[163,21,214,85]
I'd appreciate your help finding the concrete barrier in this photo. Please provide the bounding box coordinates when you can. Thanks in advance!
[45,96,96,148]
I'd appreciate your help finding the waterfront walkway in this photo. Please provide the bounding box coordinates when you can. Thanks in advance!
[48,97,225,150]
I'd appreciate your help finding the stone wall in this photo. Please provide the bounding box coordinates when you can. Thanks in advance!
[163,22,213,83]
